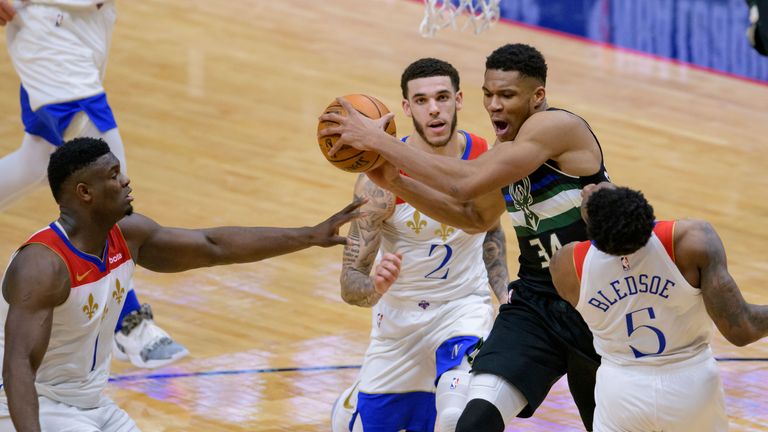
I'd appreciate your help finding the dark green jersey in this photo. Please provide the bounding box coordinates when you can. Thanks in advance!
[501,108,609,296]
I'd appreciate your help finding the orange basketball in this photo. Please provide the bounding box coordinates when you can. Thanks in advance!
[317,94,397,173]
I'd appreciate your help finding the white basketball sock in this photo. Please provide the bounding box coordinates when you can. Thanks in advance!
[0,133,54,210]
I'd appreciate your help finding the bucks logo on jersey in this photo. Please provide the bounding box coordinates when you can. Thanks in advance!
[509,177,540,231]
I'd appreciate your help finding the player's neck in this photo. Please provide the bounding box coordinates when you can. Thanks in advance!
[57,211,113,257]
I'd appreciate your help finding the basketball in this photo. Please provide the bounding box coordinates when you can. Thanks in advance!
[317,94,397,173]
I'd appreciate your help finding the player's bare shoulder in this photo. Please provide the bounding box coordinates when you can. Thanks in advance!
[2,243,70,306]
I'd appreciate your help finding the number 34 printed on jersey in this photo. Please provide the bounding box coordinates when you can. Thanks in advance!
[626,307,667,358]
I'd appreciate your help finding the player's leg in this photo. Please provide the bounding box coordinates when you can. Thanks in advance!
[435,356,473,432]
[455,372,527,431]
[560,308,601,431]
[0,133,55,210]
[657,354,728,432]
[433,293,494,432]
[456,283,569,431]
[331,381,363,432]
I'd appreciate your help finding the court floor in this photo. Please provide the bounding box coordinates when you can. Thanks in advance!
[1,0,767,430]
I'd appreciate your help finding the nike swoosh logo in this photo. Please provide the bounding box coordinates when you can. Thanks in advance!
[76,269,93,282]
[343,382,359,410]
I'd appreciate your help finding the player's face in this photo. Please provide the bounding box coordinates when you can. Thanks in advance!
[402,76,462,148]
[483,69,545,142]
[87,154,134,218]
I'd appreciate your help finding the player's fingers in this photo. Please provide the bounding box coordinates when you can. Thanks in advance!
[327,140,346,157]
[378,112,395,127]
[317,123,342,138]
[318,111,345,125]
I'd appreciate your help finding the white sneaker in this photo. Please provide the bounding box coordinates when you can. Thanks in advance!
[113,303,189,369]
[331,381,360,432]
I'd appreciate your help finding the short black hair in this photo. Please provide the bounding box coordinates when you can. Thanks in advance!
[400,58,460,99]
[486,43,547,85]
[48,137,111,202]
[586,186,655,256]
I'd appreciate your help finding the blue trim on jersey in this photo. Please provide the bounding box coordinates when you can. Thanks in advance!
[356,391,436,432]
[91,335,100,372]
[20,86,117,146]
[435,335,480,383]
[459,130,472,160]
[49,223,109,273]
[529,173,561,192]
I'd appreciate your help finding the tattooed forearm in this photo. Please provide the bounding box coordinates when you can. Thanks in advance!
[483,224,510,303]
[339,181,394,307]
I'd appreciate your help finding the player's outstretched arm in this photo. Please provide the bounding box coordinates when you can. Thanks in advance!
[118,199,364,273]
[367,161,505,233]
[483,222,510,304]
[340,175,395,307]
[321,102,588,201]
[678,220,768,346]
[0,1,16,26]
[2,245,70,432]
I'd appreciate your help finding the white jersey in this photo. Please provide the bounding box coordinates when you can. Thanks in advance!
[6,1,116,110]
[380,132,490,304]
[575,220,713,367]
[0,222,133,412]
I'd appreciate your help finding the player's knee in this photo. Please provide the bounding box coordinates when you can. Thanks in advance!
[455,398,505,432]
[436,369,472,432]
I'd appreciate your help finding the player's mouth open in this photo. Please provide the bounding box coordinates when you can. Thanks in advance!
[493,120,510,136]
[428,120,446,131]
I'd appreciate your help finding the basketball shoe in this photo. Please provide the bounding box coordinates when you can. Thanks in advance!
[113,303,189,368]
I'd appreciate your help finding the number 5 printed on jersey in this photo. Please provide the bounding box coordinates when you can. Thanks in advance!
[625,307,667,358]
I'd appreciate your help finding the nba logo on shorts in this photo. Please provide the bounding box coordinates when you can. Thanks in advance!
[621,256,631,271]
[450,377,460,389]
[376,312,383,328]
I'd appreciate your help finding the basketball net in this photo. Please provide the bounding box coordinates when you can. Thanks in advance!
[419,0,501,37]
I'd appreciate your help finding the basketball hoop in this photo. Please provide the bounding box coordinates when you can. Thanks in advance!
[419,0,501,37]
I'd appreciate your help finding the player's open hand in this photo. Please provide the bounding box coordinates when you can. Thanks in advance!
[310,198,366,247]
[0,1,16,26]
[318,97,395,157]
[373,252,402,295]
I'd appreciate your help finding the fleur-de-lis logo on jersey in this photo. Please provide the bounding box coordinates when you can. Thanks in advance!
[101,306,110,323]
[406,210,428,234]
[511,177,540,231]
[435,224,455,242]
[83,293,99,320]
[112,279,125,304]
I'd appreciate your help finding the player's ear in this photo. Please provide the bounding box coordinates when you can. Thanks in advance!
[402,98,413,118]
[531,85,546,110]
[75,182,94,203]
[455,90,463,111]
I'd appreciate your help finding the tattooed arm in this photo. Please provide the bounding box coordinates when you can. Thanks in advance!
[675,219,768,347]
[483,222,510,304]
[340,174,396,307]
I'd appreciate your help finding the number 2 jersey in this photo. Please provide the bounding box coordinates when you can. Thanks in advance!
[573,220,713,367]
[381,131,490,304]
[0,221,133,412]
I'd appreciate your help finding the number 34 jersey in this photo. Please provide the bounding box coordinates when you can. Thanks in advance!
[574,220,713,367]
[380,131,490,304]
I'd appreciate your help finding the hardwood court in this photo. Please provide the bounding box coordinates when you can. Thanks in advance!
[1,0,767,430]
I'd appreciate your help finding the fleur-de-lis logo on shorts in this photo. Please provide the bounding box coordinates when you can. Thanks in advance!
[83,293,99,320]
